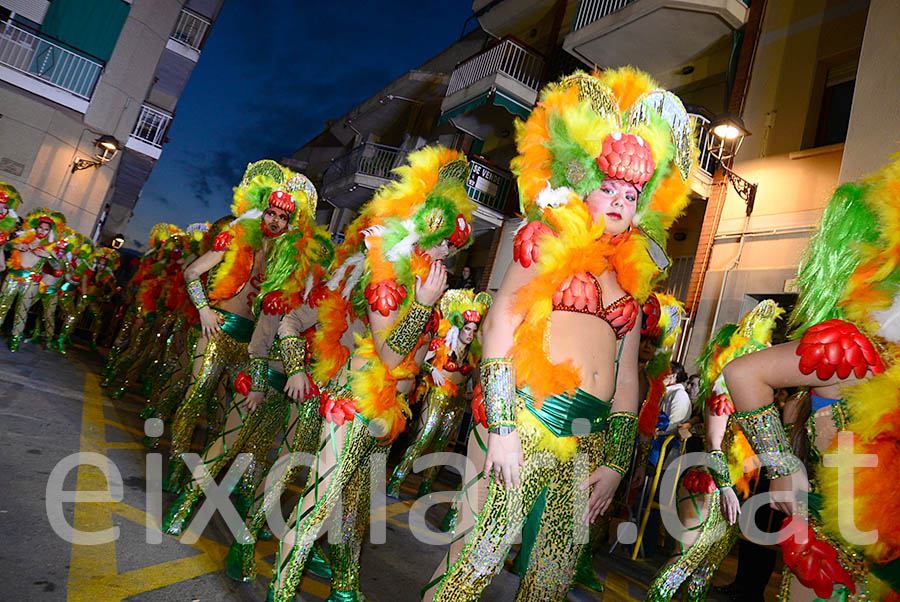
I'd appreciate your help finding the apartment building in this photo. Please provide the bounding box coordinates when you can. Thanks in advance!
[0,0,222,242]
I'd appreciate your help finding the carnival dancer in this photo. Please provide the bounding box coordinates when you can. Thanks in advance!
[162,174,328,534]
[268,146,474,602]
[139,223,211,425]
[28,226,84,350]
[0,208,64,351]
[163,161,313,493]
[424,67,695,601]
[54,235,94,354]
[724,158,900,602]
[80,246,120,351]
[644,299,779,601]
[0,181,23,269]
[102,224,178,377]
[387,289,491,498]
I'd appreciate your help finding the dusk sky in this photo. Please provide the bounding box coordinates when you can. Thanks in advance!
[124,1,473,250]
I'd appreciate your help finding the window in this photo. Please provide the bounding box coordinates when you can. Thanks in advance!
[814,64,855,147]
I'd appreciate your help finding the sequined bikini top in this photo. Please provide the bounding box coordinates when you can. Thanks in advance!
[551,272,639,339]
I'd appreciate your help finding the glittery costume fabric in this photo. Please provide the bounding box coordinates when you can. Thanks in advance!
[82,297,106,346]
[431,393,604,602]
[105,305,138,370]
[57,287,83,341]
[225,394,324,582]
[0,275,39,337]
[271,410,390,602]
[105,314,162,389]
[165,327,248,491]
[143,323,200,447]
[30,289,59,342]
[389,385,464,496]
[777,397,878,602]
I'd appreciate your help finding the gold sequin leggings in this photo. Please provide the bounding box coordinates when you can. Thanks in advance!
[105,314,160,388]
[429,403,603,602]
[389,386,464,496]
[165,327,248,491]
[57,290,80,340]
[0,275,39,337]
[225,394,325,582]
[645,486,738,602]
[271,415,390,601]
[31,290,59,341]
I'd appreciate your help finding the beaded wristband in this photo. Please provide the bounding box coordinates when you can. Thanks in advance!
[186,278,208,310]
[279,336,307,376]
[603,412,638,476]
[385,300,432,356]
[248,358,268,393]
[707,449,733,489]
[481,357,516,433]
[733,403,800,478]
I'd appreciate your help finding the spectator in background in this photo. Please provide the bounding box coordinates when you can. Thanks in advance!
[453,265,475,289]
[685,373,700,403]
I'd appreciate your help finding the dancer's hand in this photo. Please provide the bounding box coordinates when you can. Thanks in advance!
[243,391,265,413]
[769,471,809,516]
[283,372,309,401]
[720,486,741,525]
[430,367,446,387]
[414,260,447,307]
[483,430,524,489]
[198,306,223,340]
[580,466,622,524]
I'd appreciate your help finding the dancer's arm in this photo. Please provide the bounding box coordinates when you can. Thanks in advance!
[277,304,318,401]
[705,408,740,524]
[243,312,279,412]
[369,260,446,370]
[183,249,225,339]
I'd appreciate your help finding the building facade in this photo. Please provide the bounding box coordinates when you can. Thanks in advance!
[0,0,222,241]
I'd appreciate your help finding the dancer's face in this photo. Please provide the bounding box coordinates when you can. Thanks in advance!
[584,178,638,235]
[421,239,451,262]
[37,222,52,238]
[0,199,8,216]
[459,321,477,345]
[262,206,290,237]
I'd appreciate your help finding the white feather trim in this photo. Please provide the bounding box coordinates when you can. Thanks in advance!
[231,209,263,227]
[535,184,576,210]
[445,325,460,354]
[384,218,419,262]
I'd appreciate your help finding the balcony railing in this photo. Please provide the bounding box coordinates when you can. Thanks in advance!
[0,21,102,99]
[170,9,209,51]
[572,0,636,31]
[130,104,172,148]
[690,112,716,178]
[323,142,407,187]
[446,38,544,97]
[465,157,510,213]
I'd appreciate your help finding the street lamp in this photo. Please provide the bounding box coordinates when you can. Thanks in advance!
[111,234,125,249]
[72,135,121,172]
[708,113,757,215]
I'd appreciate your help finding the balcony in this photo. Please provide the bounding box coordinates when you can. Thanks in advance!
[166,9,209,61]
[322,143,408,209]
[439,38,544,140]
[563,0,749,80]
[687,108,716,197]
[125,104,172,159]
[0,20,102,112]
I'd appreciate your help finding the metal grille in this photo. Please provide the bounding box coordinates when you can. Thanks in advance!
[664,255,694,302]
[446,38,544,97]
[572,0,635,31]
[170,9,209,51]
[130,105,172,148]
[0,20,102,99]
[465,158,511,212]
[323,143,407,186]
[690,112,716,177]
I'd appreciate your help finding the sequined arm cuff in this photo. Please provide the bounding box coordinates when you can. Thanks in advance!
[733,403,800,479]
[248,358,268,393]
[481,358,516,433]
[707,449,733,489]
[385,300,432,356]
[186,278,208,310]
[279,336,307,376]
[635,439,652,468]
[603,412,638,476]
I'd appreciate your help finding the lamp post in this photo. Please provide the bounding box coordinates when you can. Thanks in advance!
[708,113,757,216]
[111,234,125,250]
[72,135,122,173]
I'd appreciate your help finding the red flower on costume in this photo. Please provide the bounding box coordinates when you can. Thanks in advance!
[234,371,252,396]
[261,291,289,315]
[553,273,600,313]
[307,284,326,308]
[606,297,640,338]
[682,469,716,494]
[447,214,471,249]
[796,319,884,379]
[709,393,735,416]
[779,516,855,600]
[429,337,445,352]
[470,383,487,428]
[213,231,234,251]
[596,132,655,187]
[642,293,662,337]
[319,391,357,426]
[513,221,554,268]
[364,279,407,316]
